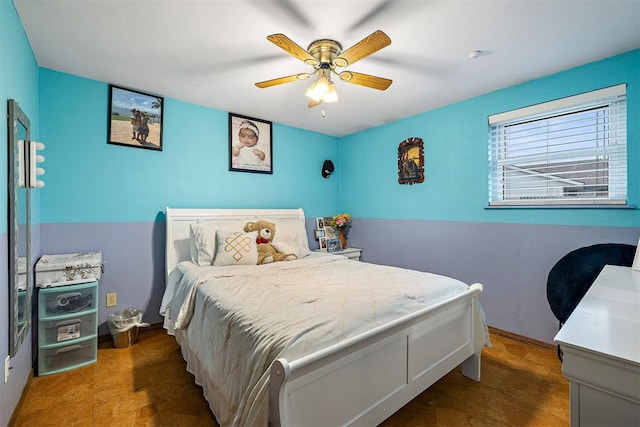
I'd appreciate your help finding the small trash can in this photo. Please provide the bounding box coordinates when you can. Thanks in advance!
[113,324,139,348]
[107,308,148,348]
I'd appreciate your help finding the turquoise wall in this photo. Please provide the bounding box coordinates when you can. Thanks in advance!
[0,0,39,423]
[1,0,40,231]
[39,69,340,223]
[340,50,640,227]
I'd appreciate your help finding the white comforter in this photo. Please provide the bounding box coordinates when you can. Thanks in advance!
[164,254,473,426]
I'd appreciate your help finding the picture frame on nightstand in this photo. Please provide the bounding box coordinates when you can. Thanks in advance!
[323,226,336,239]
[323,216,336,227]
[327,238,343,253]
[319,237,328,251]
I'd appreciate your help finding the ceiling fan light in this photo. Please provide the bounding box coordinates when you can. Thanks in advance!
[305,81,319,100]
[315,76,329,96]
[324,82,338,103]
[305,76,330,102]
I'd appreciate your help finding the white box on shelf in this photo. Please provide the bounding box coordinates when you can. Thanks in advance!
[36,251,102,288]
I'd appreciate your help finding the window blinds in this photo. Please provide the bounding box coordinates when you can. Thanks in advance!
[488,84,627,206]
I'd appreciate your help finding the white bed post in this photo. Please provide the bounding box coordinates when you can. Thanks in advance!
[461,352,481,381]
[269,359,289,426]
[461,283,484,382]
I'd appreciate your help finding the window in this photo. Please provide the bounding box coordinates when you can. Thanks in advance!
[488,84,627,206]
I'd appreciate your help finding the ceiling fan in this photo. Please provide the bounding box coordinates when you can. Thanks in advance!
[255,30,392,108]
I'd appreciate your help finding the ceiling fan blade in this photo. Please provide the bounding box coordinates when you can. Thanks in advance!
[347,1,395,32]
[339,71,392,90]
[267,0,314,29]
[308,99,322,108]
[266,34,319,66]
[255,73,310,88]
[334,30,391,67]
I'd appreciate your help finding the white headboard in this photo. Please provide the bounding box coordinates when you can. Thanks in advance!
[165,207,307,279]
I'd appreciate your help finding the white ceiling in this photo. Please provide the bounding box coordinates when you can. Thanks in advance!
[13,0,640,137]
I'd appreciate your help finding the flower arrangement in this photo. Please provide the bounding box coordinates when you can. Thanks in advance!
[333,213,351,229]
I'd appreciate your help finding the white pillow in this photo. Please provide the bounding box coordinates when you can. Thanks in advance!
[189,221,217,266]
[213,230,258,266]
[271,219,310,254]
[271,240,310,259]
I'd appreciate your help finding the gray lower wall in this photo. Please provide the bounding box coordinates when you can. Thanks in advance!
[1,234,33,426]
[37,218,638,344]
[40,220,167,335]
[6,215,631,423]
[345,218,638,344]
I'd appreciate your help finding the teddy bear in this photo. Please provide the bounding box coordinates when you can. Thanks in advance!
[244,220,297,265]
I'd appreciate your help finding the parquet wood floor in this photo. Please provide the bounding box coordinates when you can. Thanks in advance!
[11,327,568,426]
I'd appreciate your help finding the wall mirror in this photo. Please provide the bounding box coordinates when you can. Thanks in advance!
[398,136,424,185]
[8,99,31,357]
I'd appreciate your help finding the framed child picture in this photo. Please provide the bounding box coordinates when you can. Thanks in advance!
[107,85,164,151]
[229,113,273,174]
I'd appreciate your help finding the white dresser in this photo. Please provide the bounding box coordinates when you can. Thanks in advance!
[554,265,640,427]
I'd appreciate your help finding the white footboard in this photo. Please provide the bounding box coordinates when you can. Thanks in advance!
[269,283,484,426]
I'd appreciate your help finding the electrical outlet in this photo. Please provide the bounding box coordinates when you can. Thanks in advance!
[4,355,10,384]
[106,293,117,307]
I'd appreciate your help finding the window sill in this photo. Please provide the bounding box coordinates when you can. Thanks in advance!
[485,204,636,210]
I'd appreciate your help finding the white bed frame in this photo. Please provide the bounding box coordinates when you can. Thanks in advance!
[165,207,485,426]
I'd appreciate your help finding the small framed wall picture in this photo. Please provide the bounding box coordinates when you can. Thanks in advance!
[314,229,325,240]
[229,113,273,174]
[107,85,163,151]
[398,136,424,185]
[316,218,325,230]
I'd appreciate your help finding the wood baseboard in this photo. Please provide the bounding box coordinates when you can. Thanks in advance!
[98,323,555,353]
[488,326,556,351]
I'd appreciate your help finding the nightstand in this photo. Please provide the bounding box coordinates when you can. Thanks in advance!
[315,247,362,261]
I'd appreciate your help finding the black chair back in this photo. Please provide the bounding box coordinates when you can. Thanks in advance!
[547,243,635,361]
[547,243,635,325]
